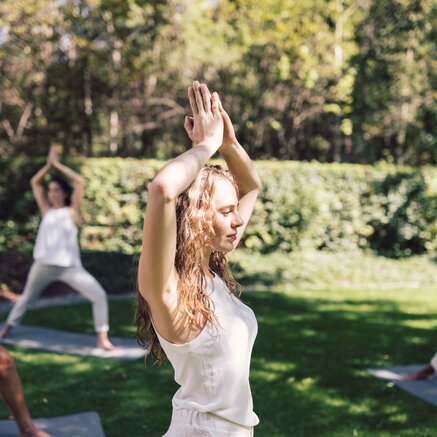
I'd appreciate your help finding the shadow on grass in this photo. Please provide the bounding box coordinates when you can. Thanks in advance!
[248,291,437,436]
[5,347,176,437]
[2,293,437,436]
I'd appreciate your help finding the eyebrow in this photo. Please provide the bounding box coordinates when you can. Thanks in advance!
[218,203,239,210]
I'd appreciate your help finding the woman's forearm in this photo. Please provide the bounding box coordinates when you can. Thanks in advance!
[53,161,84,184]
[30,163,51,186]
[151,143,218,201]
[220,142,262,196]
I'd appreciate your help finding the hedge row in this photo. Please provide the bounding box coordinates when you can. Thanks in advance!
[0,158,436,257]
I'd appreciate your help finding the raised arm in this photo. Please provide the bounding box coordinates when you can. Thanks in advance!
[30,154,52,216]
[217,97,262,248]
[50,146,84,222]
[138,81,223,303]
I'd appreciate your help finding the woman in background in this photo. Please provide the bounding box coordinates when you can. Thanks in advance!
[0,146,113,350]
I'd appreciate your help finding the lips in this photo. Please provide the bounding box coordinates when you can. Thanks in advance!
[227,233,237,241]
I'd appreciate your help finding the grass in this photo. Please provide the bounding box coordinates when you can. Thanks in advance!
[1,287,437,436]
[2,249,436,295]
[232,250,437,290]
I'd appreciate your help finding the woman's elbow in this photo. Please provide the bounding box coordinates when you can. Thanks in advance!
[148,179,176,203]
[75,176,85,186]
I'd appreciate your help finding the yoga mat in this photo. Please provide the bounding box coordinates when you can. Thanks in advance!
[0,325,147,361]
[0,411,105,437]
[368,364,437,407]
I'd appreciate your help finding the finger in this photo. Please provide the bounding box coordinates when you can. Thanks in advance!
[193,81,205,114]
[184,116,192,134]
[184,116,194,131]
[188,87,198,116]
[200,83,211,113]
[216,93,225,113]
[211,92,220,116]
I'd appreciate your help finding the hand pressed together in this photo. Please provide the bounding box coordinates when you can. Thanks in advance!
[184,81,223,150]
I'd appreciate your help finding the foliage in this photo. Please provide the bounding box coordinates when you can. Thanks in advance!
[0,0,435,164]
[352,0,437,165]
[0,158,436,258]
[231,249,437,290]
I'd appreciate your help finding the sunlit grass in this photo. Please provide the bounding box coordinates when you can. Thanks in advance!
[0,286,436,436]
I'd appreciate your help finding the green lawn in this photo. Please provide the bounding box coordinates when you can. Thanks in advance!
[1,287,436,436]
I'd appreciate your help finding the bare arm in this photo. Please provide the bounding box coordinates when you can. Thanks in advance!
[50,147,84,221]
[30,160,52,216]
[217,98,262,248]
[138,82,223,305]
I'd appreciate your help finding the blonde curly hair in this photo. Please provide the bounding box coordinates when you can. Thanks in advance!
[135,165,241,363]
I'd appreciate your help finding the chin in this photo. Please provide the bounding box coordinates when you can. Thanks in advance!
[218,244,234,254]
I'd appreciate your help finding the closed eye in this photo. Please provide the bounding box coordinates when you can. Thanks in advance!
[219,203,239,216]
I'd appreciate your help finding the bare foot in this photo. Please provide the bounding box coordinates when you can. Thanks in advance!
[21,426,53,437]
[0,324,13,339]
[0,287,20,303]
[96,333,115,350]
[96,339,115,350]
[405,364,435,381]
[96,331,115,350]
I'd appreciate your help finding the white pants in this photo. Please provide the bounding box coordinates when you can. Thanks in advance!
[6,262,109,332]
[163,409,254,437]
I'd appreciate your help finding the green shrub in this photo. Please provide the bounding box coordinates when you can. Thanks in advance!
[0,158,436,257]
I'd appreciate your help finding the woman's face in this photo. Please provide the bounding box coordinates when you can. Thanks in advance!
[210,178,244,253]
[47,181,67,207]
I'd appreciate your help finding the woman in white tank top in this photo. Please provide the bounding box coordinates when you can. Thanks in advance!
[136,81,262,436]
[0,146,114,350]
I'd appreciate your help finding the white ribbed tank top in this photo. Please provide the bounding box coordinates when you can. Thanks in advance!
[156,275,259,428]
[33,207,81,267]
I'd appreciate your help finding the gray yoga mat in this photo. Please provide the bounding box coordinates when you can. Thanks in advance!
[0,325,147,361]
[0,411,105,437]
[368,364,437,407]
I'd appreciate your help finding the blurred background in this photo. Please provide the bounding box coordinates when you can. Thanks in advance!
[0,0,435,164]
[0,2,437,436]
[0,1,436,290]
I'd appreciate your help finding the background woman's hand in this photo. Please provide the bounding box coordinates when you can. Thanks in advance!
[47,145,59,166]
[184,81,223,150]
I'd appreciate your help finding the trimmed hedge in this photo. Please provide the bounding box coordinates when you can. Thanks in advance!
[0,158,436,257]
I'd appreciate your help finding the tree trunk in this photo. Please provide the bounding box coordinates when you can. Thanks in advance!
[332,0,344,163]
[83,63,93,156]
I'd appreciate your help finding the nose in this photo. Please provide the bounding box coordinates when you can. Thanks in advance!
[232,211,244,228]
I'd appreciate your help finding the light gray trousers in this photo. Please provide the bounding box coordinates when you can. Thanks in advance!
[7,262,109,333]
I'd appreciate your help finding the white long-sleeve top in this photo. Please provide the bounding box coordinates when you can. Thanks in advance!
[33,207,81,267]
[155,275,259,428]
